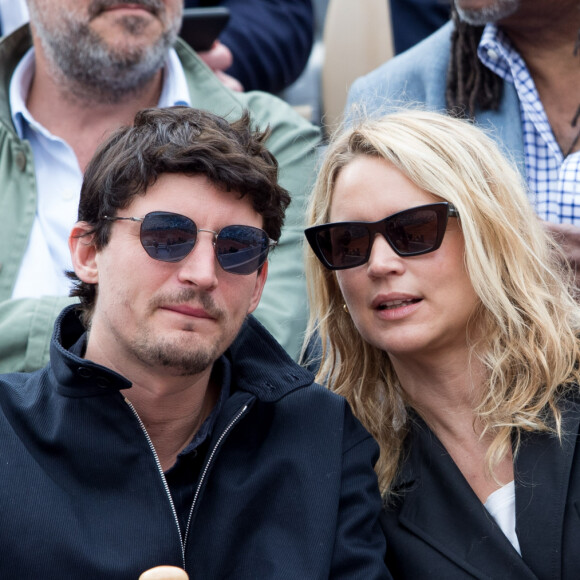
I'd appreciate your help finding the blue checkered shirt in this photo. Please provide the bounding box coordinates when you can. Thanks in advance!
[478,24,580,224]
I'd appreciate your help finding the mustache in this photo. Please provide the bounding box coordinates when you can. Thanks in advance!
[151,289,224,320]
[89,0,166,18]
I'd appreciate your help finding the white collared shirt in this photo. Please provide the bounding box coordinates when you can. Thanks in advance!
[10,47,192,299]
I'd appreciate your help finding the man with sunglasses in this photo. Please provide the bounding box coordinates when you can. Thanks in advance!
[0,106,388,579]
[0,0,320,374]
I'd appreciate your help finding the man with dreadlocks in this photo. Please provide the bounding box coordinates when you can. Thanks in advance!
[346,0,580,284]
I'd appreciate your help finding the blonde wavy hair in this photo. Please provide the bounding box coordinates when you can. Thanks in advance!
[304,110,580,498]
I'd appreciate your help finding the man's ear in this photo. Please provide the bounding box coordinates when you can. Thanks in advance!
[247,259,268,315]
[69,222,99,284]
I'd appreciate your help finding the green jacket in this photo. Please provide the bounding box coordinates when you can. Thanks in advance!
[0,26,321,372]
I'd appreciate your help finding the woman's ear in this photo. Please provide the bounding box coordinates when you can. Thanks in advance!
[69,222,99,284]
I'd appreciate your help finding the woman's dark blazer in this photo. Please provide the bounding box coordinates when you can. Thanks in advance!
[381,394,580,579]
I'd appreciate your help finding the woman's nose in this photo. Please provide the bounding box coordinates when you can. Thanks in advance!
[366,234,406,277]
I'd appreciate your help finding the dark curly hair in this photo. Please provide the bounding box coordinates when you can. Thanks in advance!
[68,106,290,324]
[445,5,503,117]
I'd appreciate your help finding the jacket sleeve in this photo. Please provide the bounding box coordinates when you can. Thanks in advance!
[218,0,314,93]
[331,405,392,579]
[0,296,76,373]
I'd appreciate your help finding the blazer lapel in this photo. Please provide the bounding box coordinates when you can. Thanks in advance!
[394,417,537,579]
[515,394,580,579]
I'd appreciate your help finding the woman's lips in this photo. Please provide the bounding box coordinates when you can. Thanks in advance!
[371,293,423,320]
[371,293,421,310]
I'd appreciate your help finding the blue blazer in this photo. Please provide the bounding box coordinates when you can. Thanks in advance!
[381,399,580,579]
[346,21,525,176]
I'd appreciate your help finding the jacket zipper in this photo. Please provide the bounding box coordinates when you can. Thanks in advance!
[183,404,249,552]
[124,397,186,569]
[126,398,249,569]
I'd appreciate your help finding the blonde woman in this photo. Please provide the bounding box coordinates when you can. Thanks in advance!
[304,110,580,579]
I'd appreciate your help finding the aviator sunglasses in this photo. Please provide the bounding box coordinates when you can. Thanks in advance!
[305,202,458,271]
[103,211,276,275]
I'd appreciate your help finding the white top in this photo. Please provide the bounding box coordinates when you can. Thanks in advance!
[10,47,192,299]
[484,480,521,555]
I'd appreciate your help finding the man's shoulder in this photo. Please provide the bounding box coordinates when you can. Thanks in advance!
[238,89,321,141]
[0,364,49,418]
[354,20,454,91]
[175,38,320,142]
[346,20,454,118]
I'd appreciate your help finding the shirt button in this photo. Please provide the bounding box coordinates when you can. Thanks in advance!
[487,48,499,60]
[15,151,26,172]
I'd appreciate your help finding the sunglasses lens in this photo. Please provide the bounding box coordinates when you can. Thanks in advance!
[315,224,370,269]
[215,225,270,275]
[140,212,197,262]
[308,203,450,270]
[386,206,443,255]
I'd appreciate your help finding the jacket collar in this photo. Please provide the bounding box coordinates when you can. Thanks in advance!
[223,314,314,401]
[390,413,553,580]
[514,394,580,578]
[50,305,314,402]
[50,306,132,398]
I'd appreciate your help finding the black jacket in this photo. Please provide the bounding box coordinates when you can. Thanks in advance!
[382,401,580,579]
[0,306,388,579]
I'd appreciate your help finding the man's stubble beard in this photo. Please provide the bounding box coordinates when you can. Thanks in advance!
[455,0,519,26]
[128,289,235,377]
[31,8,181,105]
[132,332,221,377]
